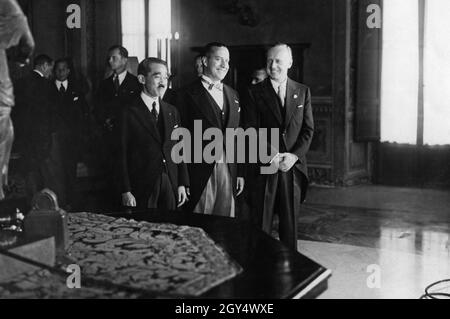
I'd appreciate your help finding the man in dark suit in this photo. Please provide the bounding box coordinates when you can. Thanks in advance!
[94,45,140,202]
[95,45,140,132]
[118,58,188,210]
[52,58,88,209]
[177,42,244,217]
[243,44,314,251]
[14,54,64,203]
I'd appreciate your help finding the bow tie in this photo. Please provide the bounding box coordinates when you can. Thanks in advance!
[202,78,223,91]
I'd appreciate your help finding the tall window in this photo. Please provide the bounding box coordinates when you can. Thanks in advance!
[423,0,450,145]
[121,0,171,65]
[381,0,450,145]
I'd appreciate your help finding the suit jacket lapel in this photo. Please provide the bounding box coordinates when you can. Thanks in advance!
[121,72,130,90]
[160,99,174,144]
[223,85,240,128]
[119,72,137,94]
[190,80,221,127]
[261,78,282,125]
[133,97,161,143]
[284,78,298,126]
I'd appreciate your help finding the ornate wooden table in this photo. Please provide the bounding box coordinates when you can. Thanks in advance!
[100,208,331,299]
[1,205,330,299]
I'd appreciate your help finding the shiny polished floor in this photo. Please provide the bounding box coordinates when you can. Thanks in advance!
[298,185,450,299]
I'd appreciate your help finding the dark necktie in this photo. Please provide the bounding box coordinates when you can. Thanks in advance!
[59,84,66,94]
[151,101,158,121]
[113,74,120,92]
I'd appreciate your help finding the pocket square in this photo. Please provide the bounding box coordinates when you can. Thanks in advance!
[73,97,79,101]
[297,104,303,108]
[238,107,241,112]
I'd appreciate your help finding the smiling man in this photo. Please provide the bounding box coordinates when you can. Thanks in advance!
[177,42,244,218]
[243,43,314,251]
[118,57,188,210]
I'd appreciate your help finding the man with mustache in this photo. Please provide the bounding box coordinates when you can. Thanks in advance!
[243,44,314,251]
[177,42,244,217]
[118,58,188,210]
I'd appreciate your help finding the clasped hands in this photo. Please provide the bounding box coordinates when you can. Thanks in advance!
[270,152,298,172]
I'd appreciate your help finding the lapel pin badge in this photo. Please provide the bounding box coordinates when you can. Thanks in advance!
[294,94,298,99]
[235,99,239,104]
[298,104,303,108]
[174,124,179,128]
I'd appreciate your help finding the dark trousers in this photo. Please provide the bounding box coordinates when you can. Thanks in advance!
[26,134,65,206]
[58,133,79,207]
[262,169,299,251]
[147,172,176,210]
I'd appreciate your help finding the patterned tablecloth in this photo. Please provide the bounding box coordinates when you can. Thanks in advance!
[0,212,242,298]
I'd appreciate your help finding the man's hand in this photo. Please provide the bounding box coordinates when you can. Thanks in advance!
[270,153,282,170]
[236,177,245,196]
[177,186,188,207]
[122,192,136,207]
[279,153,298,172]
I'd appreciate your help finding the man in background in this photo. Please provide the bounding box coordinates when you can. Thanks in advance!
[194,54,204,78]
[251,67,267,85]
[14,54,65,203]
[95,45,139,134]
[94,45,139,205]
[53,58,88,209]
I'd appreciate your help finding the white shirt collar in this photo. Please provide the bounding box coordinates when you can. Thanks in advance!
[33,70,44,78]
[201,75,220,85]
[114,70,128,85]
[56,80,68,90]
[200,76,224,109]
[201,75,223,91]
[270,77,288,93]
[140,91,159,113]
